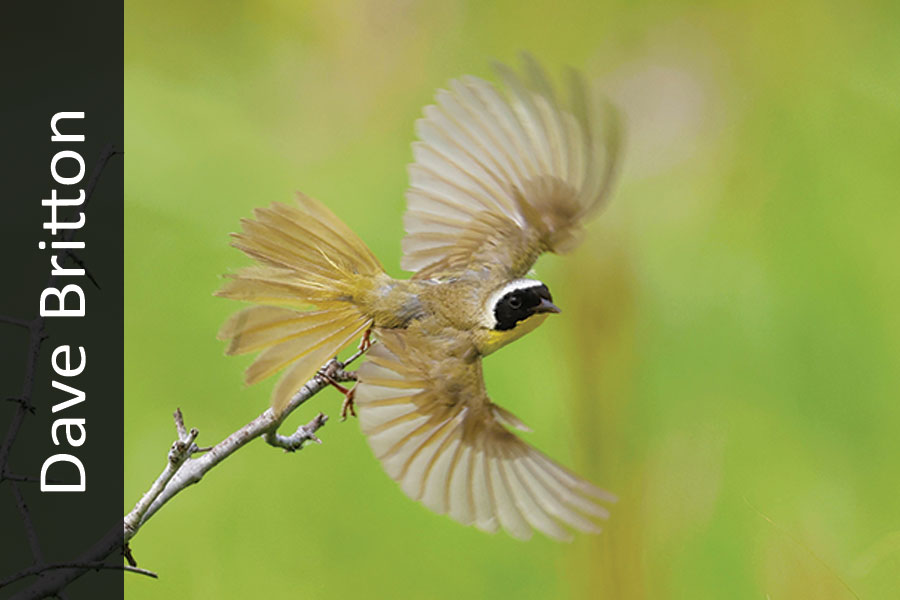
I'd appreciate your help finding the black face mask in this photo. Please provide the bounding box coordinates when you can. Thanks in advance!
[493,283,558,331]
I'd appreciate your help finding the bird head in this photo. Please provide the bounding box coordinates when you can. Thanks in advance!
[483,278,561,332]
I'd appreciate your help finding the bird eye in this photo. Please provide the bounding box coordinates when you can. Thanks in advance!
[507,294,522,310]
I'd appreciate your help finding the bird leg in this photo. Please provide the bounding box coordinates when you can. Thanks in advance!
[340,386,356,421]
[319,373,357,421]
[358,327,372,352]
[317,334,372,421]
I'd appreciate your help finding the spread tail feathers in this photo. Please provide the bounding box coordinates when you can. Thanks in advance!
[216,194,383,415]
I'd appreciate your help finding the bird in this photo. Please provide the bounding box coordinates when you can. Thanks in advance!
[216,54,622,541]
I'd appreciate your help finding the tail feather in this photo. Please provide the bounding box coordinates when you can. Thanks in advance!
[220,306,347,356]
[255,196,382,276]
[217,265,329,306]
[289,194,383,272]
[235,214,360,278]
[245,309,367,384]
[270,317,370,415]
[217,194,383,415]
[232,219,332,273]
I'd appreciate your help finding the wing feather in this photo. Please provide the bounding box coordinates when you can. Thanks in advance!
[355,328,615,540]
[403,413,462,500]
[401,54,621,279]
[441,82,525,203]
[419,104,514,214]
[471,436,499,533]
[452,78,531,196]
[514,456,602,534]
[494,61,555,176]
[446,440,475,526]
[421,434,461,514]
[487,447,532,540]
[497,444,568,540]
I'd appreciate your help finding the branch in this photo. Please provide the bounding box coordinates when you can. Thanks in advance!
[263,413,328,451]
[121,410,199,541]
[0,315,30,329]
[2,525,123,599]
[2,474,43,484]
[11,482,43,564]
[9,349,364,599]
[123,349,366,544]
[0,561,157,589]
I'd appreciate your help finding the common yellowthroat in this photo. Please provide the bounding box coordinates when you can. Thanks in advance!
[217,54,621,540]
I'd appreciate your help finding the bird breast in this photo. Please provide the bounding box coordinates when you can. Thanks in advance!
[472,313,549,355]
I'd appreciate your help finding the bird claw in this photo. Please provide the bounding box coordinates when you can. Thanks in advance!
[320,373,357,421]
[340,387,357,421]
[358,328,372,352]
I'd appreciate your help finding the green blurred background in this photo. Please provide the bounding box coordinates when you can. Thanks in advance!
[124,1,900,598]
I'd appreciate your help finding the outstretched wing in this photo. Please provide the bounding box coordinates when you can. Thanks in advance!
[402,53,622,280]
[355,328,616,540]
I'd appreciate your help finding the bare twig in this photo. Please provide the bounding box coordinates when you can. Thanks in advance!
[122,410,200,542]
[0,320,44,478]
[63,250,101,290]
[11,482,43,564]
[264,413,328,451]
[1,525,123,598]
[0,315,30,329]
[0,561,157,589]
[123,351,366,543]
[9,349,357,598]
[2,473,42,484]
[173,407,189,441]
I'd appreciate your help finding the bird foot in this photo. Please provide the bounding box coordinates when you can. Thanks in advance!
[340,387,356,421]
[358,328,372,352]
[320,373,357,421]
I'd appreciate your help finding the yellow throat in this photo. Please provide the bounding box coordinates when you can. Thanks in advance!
[475,313,550,356]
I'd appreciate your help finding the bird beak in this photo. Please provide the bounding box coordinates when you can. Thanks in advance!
[535,299,561,314]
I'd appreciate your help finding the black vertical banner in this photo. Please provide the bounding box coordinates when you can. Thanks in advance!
[1,3,124,600]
